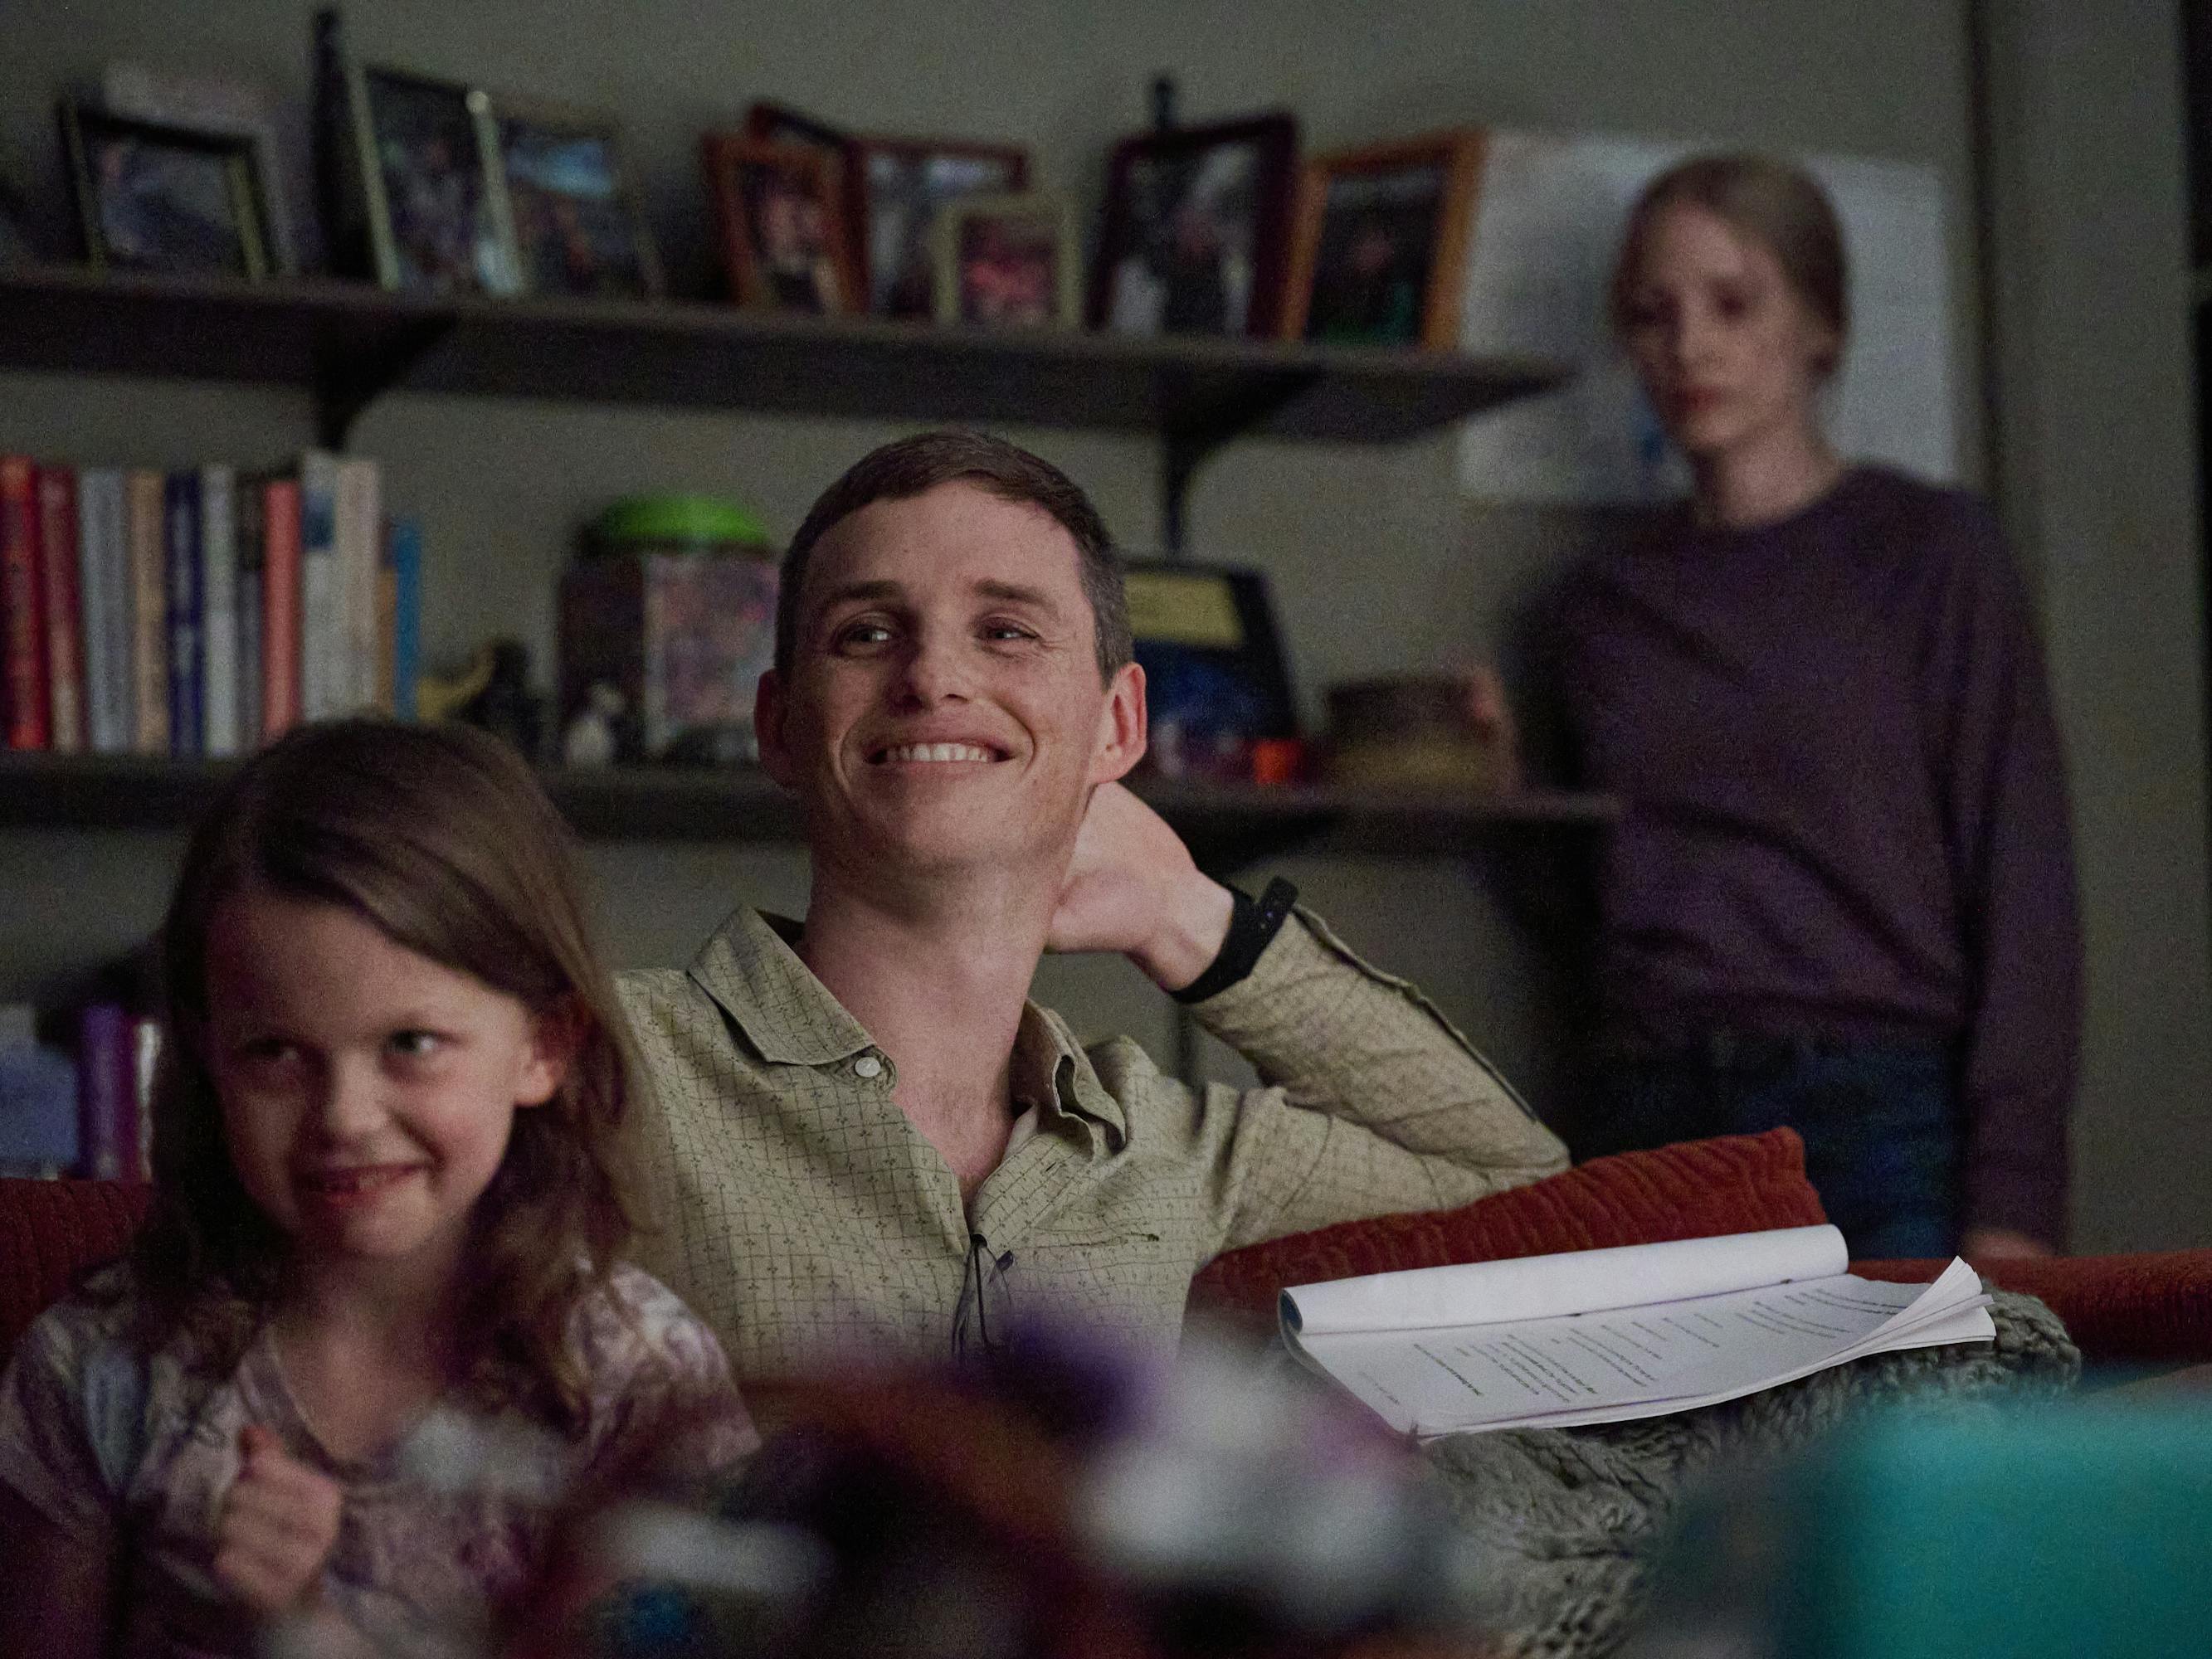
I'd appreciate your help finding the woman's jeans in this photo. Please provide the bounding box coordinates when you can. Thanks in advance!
[1583,1034,1960,1259]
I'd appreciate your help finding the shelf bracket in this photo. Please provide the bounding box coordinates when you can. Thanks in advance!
[1158,368,1321,557]
[312,314,456,450]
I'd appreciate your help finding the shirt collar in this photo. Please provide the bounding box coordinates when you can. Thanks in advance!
[685,907,877,1067]
[686,907,1132,1146]
[1013,1001,1128,1150]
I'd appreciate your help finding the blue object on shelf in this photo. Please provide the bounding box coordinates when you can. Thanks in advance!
[0,1034,80,1173]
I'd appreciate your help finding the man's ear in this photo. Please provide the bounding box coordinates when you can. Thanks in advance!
[756,668,795,788]
[516,998,584,1108]
[1088,660,1147,786]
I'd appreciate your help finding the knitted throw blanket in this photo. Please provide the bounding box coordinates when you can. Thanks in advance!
[1425,1290,2080,1658]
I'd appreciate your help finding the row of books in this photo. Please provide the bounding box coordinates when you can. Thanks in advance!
[0,453,422,757]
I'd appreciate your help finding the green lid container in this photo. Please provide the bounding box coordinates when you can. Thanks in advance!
[592,494,774,555]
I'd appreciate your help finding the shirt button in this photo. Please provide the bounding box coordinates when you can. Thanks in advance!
[853,1054,884,1079]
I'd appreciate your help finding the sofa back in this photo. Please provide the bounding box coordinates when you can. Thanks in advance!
[1,1178,152,1366]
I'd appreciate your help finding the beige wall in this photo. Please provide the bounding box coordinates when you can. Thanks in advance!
[2,2,2202,1246]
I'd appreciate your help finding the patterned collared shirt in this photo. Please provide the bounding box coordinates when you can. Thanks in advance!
[616,906,1566,1377]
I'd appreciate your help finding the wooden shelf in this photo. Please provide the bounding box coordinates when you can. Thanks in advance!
[0,265,1569,448]
[0,752,1615,870]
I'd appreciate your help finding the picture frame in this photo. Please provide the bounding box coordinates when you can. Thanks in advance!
[743,100,867,279]
[931,192,1079,328]
[490,96,663,299]
[99,62,301,275]
[339,59,518,294]
[1089,113,1300,338]
[1283,129,1488,350]
[59,102,275,279]
[699,134,859,315]
[849,134,1031,319]
[1119,557,1298,781]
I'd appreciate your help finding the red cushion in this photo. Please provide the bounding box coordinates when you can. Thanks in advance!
[0,1178,152,1367]
[1187,1129,1828,1332]
[1856,1249,2212,1368]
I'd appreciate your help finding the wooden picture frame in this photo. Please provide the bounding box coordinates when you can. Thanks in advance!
[848,134,1031,319]
[931,192,1079,328]
[490,96,663,299]
[341,61,519,294]
[699,134,859,314]
[1282,129,1487,350]
[1089,113,1299,338]
[60,102,275,279]
[744,100,866,277]
[743,106,1033,320]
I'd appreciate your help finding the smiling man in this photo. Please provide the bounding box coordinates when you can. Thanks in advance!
[617,431,1566,1376]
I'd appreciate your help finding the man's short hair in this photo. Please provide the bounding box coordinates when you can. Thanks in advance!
[776,430,1133,680]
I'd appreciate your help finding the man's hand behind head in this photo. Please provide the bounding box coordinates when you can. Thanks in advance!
[1047,781,1235,992]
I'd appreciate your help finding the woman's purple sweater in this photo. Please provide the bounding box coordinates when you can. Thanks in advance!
[1558,465,2081,1243]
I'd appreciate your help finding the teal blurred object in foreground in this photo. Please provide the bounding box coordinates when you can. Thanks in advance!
[1626,1402,2212,1658]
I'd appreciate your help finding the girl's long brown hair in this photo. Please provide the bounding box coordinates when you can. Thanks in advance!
[129,718,638,1434]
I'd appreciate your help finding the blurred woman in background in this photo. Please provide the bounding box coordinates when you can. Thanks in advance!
[1554,153,2079,1259]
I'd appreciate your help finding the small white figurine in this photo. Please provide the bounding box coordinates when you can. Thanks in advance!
[561,682,626,767]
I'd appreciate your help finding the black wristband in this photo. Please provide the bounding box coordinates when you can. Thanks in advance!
[1171,877,1298,1005]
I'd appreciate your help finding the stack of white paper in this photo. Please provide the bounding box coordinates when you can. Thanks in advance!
[1280,1226,1992,1439]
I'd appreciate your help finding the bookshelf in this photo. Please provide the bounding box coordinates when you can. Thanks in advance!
[0,265,1564,452]
[0,264,1605,873]
[0,751,1617,874]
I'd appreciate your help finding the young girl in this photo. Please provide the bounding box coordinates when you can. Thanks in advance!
[1553,153,2080,1258]
[0,719,758,1658]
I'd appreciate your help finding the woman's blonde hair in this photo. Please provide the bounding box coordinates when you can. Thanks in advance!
[1610,152,1849,377]
[129,718,638,1435]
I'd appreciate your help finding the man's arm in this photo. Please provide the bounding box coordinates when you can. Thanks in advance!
[1050,784,1568,1253]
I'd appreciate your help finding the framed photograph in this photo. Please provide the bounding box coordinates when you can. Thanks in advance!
[343,62,517,294]
[744,100,866,278]
[100,62,301,275]
[1089,114,1299,338]
[850,136,1030,319]
[492,98,662,299]
[1283,129,1487,349]
[60,103,275,279]
[699,134,858,314]
[932,192,1078,328]
[1121,558,1298,781]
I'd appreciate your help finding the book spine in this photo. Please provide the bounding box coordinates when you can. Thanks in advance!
[338,457,381,713]
[163,471,203,758]
[126,469,168,756]
[75,469,122,752]
[235,476,265,749]
[387,517,421,722]
[261,476,302,738]
[1,455,46,750]
[75,1002,134,1180]
[76,469,130,753]
[37,466,84,753]
[298,451,339,721]
[374,530,397,715]
[200,465,239,757]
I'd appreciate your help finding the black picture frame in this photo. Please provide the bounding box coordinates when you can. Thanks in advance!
[60,102,274,279]
[1089,113,1300,338]
[1121,557,1298,781]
